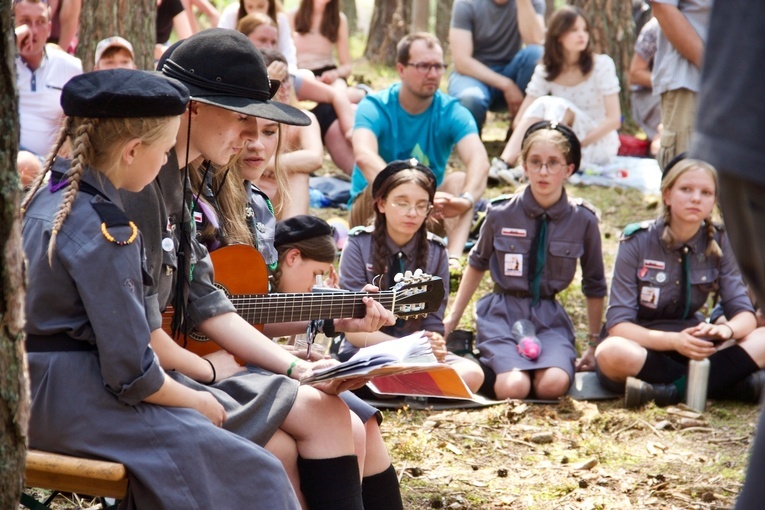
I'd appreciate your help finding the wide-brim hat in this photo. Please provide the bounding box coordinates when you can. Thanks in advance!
[160,28,309,126]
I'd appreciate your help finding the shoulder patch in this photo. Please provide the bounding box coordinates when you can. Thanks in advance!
[573,197,601,221]
[348,225,373,236]
[489,193,513,204]
[92,201,138,247]
[621,220,651,241]
[426,231,447,247]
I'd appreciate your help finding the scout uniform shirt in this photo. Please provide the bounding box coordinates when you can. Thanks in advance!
[606,217,754,332]
[468,186,607,378]
[338,226,449,358]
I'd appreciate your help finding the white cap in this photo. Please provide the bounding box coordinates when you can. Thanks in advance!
[94,36,135,65]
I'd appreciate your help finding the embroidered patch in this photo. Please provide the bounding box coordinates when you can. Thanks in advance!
[656,272,667,283]
[643,259,665,270]
[640,286,660,308]
[504,253,523,277]
[366,263,374,272]
[638,266,648,278]
[501,228,527,237]
[193,211,203,223]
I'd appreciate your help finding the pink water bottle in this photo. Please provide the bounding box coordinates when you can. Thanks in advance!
[512,319,542,360]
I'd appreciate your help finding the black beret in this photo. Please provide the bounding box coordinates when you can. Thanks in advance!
[371,158,437,198]
[662,152,687,181]
[61,69,189,118]
[275,215,333,248]
[523,120,582,172]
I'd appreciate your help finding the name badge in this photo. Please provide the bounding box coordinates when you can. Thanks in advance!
[501,228,527,237]
[643,259,665,270]
[504,253,523,277]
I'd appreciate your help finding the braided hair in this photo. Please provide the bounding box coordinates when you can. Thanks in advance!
[22,115,177,264]
[660,158,722,258]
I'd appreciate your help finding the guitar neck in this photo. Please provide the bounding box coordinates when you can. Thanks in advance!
[232,290,395,325]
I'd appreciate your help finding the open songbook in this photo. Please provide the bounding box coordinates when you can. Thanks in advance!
[301,332,474,400]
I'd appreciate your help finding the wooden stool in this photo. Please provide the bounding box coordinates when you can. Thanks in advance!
[21,449,127,510]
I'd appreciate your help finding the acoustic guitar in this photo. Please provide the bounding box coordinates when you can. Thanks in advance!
[162,244,445,357]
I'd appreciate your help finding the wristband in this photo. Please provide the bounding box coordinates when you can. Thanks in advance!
[203,358,216,385]
[458,192,476,208]
[587,333,600,347]
[286,359,299,378]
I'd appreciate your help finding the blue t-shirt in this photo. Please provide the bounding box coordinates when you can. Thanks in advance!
[350,83,478,202]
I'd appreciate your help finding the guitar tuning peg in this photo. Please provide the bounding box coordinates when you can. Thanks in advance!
[413,268,423,278]
[404,270,413,279]
[394,273,403,283]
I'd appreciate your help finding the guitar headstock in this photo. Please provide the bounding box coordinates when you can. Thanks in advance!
[389,269,445,319]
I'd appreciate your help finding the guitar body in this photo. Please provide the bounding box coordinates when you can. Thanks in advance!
[163,245,268,357]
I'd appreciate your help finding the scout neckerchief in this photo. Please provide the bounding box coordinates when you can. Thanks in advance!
[681,244,691,319]
[529,213,549,306]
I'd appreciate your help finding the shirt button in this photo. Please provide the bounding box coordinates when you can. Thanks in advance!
[566,249,570,255]
[675,281,680,285]
[701,276,707,281]
[510,245,515,250]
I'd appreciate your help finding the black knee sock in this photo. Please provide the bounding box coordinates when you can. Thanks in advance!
[477,360,497,399]
[297,455,362,510]
[595,365,626,393]
[362,464,403,510]
[707,345,759,398]
[637,350,688,394]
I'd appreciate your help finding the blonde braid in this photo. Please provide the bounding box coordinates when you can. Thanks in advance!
[47,118,98,264]
[660,206,675,247]
[21,117,74,214]
[705,219,723,258]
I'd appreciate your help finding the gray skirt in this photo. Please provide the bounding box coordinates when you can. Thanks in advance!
[475,293,577,384]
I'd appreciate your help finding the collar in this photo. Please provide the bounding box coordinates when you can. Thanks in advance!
[654,217,706,254]
[18,46,48,73]
[383,231,422,262]
[519,186,570,221]
[51,157,124,208]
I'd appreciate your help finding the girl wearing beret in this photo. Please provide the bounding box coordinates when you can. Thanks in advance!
[122,29,396,510]
[445,122,607,400]
[338,159,485,393]
[595,157,765,408]
[21,69,297,509]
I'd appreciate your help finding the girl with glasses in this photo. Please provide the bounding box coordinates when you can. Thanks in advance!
[495,5,621,171]
[445,122,607,400]
[338,159,485,392]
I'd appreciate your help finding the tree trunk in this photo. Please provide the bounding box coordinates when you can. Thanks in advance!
[363,0,410,66]
[570,0,634,126]
[1,0,31,506]
[411,0,429,33]
[435,0,453,56]
[342,0,358,35]
[77,0,157,72]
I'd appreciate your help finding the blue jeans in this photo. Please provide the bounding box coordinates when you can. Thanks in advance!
[447,45,544,130]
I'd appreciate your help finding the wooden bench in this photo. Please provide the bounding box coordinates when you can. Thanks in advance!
[21,449,127,510]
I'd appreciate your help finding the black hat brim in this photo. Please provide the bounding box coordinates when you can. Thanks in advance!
[189,92,311,127]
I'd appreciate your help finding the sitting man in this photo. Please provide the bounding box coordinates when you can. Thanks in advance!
[447,0,545,132]
[349,32,488,260]
[15,0,82,188]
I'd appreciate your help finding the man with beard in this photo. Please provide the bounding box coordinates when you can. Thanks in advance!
[349,32,488,260]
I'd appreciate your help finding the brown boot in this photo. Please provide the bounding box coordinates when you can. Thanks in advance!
[624,377,681,408]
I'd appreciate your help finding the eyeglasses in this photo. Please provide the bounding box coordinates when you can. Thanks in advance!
[388,200,433,216]
[525,158,566,174]
[405,62,448,74]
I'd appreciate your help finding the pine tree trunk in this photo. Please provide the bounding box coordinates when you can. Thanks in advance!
[570,0,634,125]
[1,0,32,506]
[435,0,454,56]
[363,0,410,66]
[411,0,430,33]
[77,0,157,72]
[342,0,358,34]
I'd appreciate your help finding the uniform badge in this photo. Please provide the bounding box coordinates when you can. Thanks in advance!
[501,228,527,237]
[656,272,667,283]
[256,222,266,233]
[193,211,203,223]
[643,259,665,270]
[366,263,374,272]
[504,254,523,277]
[245,205,254,218]
[161,237,174,252]
[640,286,660,308]
[638,266,648,278]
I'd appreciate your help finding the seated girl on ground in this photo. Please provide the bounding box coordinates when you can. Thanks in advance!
[445,121,607,400]
[594,156,765,408]
[338,159,485,393]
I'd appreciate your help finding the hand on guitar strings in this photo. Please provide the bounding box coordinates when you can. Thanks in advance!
[334,284,396,333]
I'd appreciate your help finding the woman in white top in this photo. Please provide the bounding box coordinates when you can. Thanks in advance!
[499,5,621,167]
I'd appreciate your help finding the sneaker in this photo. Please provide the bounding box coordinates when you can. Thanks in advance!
[488,157,508,184]
[497,165,525,185]
[624,376,681,409]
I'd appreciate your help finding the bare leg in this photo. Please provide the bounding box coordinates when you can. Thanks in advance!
[532,367,571,399]
[594,337,649,382]
[495,369,532,399]
[266,429,306,509]
[439,172,473,258]
[325,120,355,175]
